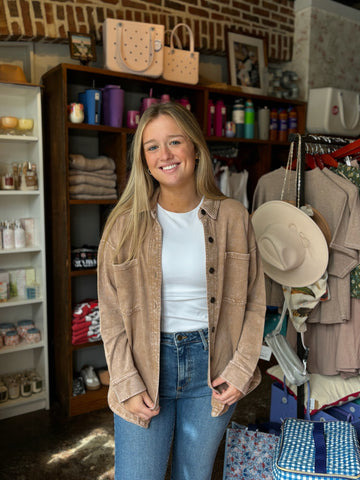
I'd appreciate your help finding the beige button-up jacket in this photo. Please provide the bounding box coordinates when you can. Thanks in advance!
[98,196,266,428]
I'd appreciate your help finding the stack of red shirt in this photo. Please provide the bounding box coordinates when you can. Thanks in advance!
[71,299,101,345]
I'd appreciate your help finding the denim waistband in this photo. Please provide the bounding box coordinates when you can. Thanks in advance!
[161,328,208,348]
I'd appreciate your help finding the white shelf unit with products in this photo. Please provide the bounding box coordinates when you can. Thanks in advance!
[0,82,49,419]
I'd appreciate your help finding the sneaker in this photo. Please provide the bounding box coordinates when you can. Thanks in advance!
[80,365,101,391]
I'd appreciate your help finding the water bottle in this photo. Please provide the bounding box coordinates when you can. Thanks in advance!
[215,100,226,137]
[232,99,245,138]
[244,99,255,139]
[207,100,215,136]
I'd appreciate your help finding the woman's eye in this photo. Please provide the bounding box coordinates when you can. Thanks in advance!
[170,139,180,145]
[146,145,158,152]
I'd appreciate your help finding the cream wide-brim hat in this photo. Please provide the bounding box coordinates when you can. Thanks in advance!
[251,200,329,287]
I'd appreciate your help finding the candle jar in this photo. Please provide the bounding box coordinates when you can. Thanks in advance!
[8,379,20,400]
[25,328,41,344]
[21,378,32,397]
[4,330,20,347]
[31,376,43,394]
[17,319,35,338]
[0,385,8,403]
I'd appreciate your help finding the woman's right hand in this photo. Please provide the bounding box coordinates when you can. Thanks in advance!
[123,392,160,421]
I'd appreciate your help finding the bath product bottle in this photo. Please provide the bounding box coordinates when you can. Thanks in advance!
[288,107,298,134]
[278,108,288,142]
[232,99,245,138]
[244,99,255,139]
[14,220,26,249]
[3,221,15,250]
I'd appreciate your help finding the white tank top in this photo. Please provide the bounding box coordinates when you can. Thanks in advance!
[157,200,208,333]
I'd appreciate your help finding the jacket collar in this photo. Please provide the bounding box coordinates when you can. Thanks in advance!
[150,189,221,220]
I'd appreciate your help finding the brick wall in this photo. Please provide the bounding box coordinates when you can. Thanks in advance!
[0,0,295,61]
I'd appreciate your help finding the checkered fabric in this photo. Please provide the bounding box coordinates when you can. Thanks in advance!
[273,418,360,480]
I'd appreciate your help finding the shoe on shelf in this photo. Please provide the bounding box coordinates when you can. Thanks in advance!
[80,365,101,391]
[97,367,110,386]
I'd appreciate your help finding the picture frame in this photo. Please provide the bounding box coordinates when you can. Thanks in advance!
[68,32,96,66]
[226,29,267,94]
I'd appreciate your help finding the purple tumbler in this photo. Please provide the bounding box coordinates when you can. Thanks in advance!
[102,85,124,127]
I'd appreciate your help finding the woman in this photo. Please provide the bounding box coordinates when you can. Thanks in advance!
[98,101,266,480]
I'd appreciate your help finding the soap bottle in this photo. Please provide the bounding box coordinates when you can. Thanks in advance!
[3,221,15,250]
[244,99,255,139]
[278,109,288,142]
[14,220,26,249]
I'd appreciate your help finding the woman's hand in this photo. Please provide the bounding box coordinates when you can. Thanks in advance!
[123,391,160,421]
[211,377,243,405]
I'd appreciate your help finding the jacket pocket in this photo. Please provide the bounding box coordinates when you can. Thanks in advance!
[113,259,143,316]
[222,252,250,304]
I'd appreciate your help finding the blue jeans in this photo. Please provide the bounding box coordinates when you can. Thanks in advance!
[114,329,236,480]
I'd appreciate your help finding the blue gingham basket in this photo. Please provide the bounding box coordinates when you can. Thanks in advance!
[273,418,360,480]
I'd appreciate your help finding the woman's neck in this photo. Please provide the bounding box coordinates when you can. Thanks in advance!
[158,188,201,213]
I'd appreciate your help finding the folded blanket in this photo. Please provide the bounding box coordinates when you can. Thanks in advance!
[69,168,117,178]
[69,154,115,172]
[71,193,118,200]
[69,173,117,189]
[69,184,117,196]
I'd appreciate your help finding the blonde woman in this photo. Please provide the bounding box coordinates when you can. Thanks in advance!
[98,102,266,480]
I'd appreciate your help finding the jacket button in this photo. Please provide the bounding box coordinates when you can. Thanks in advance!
[212,326,215,333]
[209,267,215,274]
[210,297,216,303]
[201,209,206,215]
[208,236,214,243]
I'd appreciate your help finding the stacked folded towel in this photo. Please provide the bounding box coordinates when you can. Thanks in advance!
[69,154,118,200]
[71,299,101,345]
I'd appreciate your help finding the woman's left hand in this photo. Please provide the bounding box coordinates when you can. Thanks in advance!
[211,377,243,405]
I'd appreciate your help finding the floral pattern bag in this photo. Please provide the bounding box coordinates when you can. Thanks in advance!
[223,426,279,479]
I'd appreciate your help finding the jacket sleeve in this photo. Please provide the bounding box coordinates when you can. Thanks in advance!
[98,237,146,404]
[220,215,266,395]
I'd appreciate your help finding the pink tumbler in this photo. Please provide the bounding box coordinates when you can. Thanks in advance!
[102,85,124,128]
[214,100,226,137]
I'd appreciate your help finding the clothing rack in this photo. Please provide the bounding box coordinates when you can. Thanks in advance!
[287,133,352,418]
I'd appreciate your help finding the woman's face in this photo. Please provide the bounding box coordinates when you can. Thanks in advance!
[142,114,197,192]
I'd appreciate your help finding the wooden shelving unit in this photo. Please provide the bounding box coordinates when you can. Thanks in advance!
[41,63,306,416]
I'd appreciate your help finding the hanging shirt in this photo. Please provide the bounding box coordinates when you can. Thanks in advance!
[157,200,208,333]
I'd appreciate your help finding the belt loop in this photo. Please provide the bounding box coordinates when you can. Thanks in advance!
[199,329,208,350]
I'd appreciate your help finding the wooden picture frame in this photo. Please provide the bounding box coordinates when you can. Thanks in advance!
[226,29,267,94]
[68,32,96,66]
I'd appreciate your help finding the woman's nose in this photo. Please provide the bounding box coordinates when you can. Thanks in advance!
[159,144,173,159]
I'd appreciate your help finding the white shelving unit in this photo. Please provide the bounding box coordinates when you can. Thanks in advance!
[0,82,49,419]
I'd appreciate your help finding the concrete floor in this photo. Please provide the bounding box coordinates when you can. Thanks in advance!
[0,365,273,480]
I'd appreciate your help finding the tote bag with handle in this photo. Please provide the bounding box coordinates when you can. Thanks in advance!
[163,23,199,85]
[103,18,165,78]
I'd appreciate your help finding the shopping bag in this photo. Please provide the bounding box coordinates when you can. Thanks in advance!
[306,88,360,137]
[103,18,165,78]
[223,426,279,479]
[162,23,199,85]
[273,418,360,480]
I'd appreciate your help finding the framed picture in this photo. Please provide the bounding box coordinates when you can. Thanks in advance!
[226,29,267,94]
[68,32,96,66]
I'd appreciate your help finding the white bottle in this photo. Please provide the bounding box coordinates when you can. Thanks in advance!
[3,221,15,250]
[14,220,26,249]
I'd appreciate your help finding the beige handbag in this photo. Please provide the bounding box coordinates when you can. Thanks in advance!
[163,23,199,85]
[103,18,165,78]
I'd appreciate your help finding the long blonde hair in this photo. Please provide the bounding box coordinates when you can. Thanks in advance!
[101,101,225,260]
